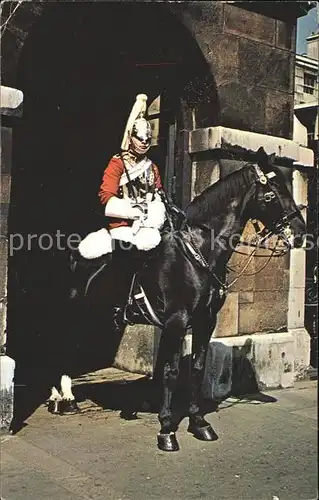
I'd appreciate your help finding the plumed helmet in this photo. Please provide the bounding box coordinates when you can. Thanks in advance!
[121,94,152,152]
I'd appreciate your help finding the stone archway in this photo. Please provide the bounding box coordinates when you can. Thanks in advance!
[6,2,218,389]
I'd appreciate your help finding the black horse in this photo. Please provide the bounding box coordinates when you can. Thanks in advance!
[52,148,306,452]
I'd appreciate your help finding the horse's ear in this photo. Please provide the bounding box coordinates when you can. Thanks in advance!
[256,147,268,168]
[256,147,267,159]
[269,152,276,164]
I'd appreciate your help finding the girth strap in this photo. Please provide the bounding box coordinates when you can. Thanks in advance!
[124,273,163,328]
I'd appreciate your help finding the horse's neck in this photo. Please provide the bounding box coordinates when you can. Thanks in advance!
[186,166,257,267]
[193,178,254,264]
[199,205,248,265]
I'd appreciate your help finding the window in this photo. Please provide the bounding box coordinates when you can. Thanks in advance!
[304,73,316,95]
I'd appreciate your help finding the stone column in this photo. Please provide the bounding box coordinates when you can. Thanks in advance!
[0,85,23,433]
[0,126,14,433]
[288,169,311,378]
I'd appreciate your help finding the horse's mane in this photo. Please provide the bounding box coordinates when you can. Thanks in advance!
[186,165,250,225]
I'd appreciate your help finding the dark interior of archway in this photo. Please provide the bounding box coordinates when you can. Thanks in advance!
[7,3,216,423]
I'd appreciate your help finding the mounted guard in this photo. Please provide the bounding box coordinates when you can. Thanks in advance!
[70,94,169,298]
[80,93,166,259]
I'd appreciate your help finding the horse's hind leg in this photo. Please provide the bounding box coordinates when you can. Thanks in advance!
[157,310,188,452]
[188,312,218,441]
[59,374,81,414]
[47,374,81,415]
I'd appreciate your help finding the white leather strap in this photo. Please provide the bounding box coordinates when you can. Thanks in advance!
[119,158,152,186]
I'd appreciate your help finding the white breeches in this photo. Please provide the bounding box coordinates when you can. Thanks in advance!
[78,226,161,260]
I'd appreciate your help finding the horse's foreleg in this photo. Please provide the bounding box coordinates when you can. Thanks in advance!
[157,311,187,452]
[188,312,218,441]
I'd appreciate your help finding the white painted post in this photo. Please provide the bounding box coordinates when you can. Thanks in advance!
[0,355,15,433]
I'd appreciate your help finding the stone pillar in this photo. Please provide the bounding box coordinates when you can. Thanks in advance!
[114,325,159,376]
[0,125,14,432]
[288,169,311,378]
[0,85,23,433]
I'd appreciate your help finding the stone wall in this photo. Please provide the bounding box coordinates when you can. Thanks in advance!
[172,1,296,138]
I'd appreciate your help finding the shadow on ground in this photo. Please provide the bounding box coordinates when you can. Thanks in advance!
[9,302,127,434]
[69,351,277,427]
[10,331,278,434]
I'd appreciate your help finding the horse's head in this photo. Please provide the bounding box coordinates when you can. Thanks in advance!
[247,147,307,248]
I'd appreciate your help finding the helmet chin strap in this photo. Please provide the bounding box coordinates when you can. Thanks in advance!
[129,137,151,157]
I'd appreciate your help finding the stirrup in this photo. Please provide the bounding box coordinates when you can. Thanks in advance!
[113,306,127,329]
[122,303,135,326]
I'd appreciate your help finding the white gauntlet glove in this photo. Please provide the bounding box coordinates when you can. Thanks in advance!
[142,200,166,229]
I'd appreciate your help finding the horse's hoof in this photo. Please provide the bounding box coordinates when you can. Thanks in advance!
[157,433,179,452]
[59,399,81,415]
[187,424,218,441]
[47,400,61,415]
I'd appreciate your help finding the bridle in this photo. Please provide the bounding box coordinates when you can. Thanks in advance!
[184,162,304,296]
[252,164,303,251]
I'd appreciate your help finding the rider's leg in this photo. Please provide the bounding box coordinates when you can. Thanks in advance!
[108,228,147,330]
[109,226,136,247]
[110,226,161,252]
[69,227,114,299]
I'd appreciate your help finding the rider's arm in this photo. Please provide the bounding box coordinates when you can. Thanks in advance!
[98,157,143,220]
[98,157,123,205]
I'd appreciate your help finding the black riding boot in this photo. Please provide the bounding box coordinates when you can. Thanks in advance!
[69,250,112,300]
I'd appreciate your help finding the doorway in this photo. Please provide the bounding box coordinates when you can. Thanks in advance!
[7,2,216,388]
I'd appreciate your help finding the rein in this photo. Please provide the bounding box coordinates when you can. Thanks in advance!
[231,220,290,258]
[184,226,283,296]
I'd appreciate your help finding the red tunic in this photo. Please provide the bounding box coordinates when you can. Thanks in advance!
[98,155,163,230]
